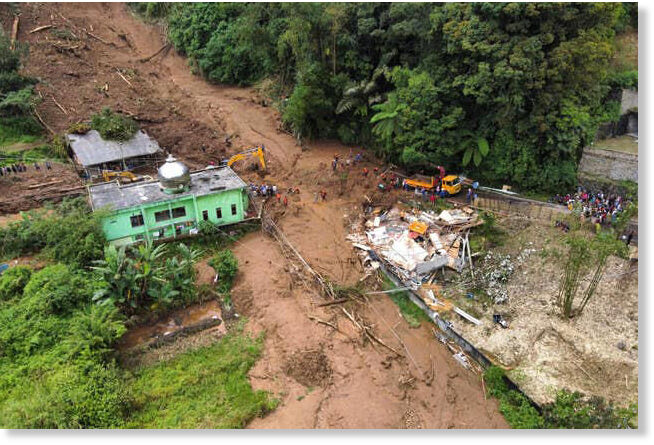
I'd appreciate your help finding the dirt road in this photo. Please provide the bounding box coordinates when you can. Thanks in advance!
[4,3,507,428]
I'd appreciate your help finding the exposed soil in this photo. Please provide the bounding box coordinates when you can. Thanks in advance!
[232,232,506,429]
[453,220,638,406]
[284,348,332,388]
[0,162,82,213]
[1,3,509,428]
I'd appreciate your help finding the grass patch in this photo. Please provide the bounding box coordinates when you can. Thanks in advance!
[127,321,277,428]
[0,144,58,167]
[381,275,430,328]
[0,122,41,147]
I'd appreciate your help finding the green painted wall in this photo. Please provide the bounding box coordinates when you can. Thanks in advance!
[100,188,249,245]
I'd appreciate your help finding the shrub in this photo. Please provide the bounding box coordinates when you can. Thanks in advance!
[0,265,32,301]
[90,108,139,141]
[22,264,95,315]
[0,198,106,268]
[67,121,91,135]
[208,249,238,294]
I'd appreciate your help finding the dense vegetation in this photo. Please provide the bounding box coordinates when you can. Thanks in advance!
[91,108,139,142]
[133,2,637,193]
[0,198,274,428]
[484,366,637,429]
[0,29,41,146]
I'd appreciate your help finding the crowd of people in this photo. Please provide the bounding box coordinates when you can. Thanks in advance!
[551,186,632,226]
[0,161,52,177]
[249,182,306,208]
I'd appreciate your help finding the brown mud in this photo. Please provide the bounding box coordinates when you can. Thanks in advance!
[1,3,508,428]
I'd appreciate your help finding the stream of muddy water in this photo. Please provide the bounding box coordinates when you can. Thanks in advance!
[117,299,225,350]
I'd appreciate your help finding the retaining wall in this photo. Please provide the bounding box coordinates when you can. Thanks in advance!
[578,147,638,183]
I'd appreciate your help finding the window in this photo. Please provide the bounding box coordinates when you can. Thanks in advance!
[202,210,208,221]
[172,206,186,218]
[154,210,171,222]
[231,204,237,215]
[130,214,144,228]
[216,207,222,219]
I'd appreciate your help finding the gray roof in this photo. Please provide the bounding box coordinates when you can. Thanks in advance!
[88,166,247,212]
[67,130,162,167]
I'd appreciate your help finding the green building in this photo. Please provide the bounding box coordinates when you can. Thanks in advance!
[88,155,252,246]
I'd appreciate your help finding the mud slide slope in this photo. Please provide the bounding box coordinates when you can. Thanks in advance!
[8,2,508,428]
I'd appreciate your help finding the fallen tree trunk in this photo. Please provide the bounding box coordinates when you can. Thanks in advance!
[138,43,171,63]
[10,16,19,50]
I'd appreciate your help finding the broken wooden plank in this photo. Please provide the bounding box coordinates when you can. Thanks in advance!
[453,306,481,326]
[32,109,55,135]
[85,30,111,45]
[29,24,53,34]
[116,69,133,88]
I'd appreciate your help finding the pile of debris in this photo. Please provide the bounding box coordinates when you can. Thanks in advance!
[348,203,484,322]
[349,205,480,285]
[476,246,537,304]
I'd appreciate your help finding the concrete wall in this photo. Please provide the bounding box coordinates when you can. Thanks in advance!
[578,147,638,183]
[621,88,638,115]
[101,188,249,244]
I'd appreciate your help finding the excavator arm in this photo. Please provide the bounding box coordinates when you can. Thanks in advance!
[222,145,266,171]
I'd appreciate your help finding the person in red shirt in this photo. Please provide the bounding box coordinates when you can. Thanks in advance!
[283,195,288,206]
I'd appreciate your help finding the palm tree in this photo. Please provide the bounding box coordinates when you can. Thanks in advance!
[370,94,403,156]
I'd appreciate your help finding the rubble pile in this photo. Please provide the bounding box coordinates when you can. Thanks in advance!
[477,245,537,304]
[348,204,481,290]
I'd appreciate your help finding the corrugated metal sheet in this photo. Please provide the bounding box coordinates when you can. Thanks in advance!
[67,130,162,167]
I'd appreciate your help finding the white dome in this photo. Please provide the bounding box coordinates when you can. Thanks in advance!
[158,154,190,192]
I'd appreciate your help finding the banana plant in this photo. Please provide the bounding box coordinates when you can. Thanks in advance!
[462,137,490,167]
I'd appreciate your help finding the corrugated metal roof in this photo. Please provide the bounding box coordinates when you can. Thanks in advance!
[88,166,247,212]
[67,130,162,167]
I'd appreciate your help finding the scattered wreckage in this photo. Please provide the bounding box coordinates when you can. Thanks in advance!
[348,203,485,327]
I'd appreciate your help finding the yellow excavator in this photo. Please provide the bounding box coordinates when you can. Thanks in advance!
[221,145,266,171]
[102,170,151,183]
[102,170,138,182]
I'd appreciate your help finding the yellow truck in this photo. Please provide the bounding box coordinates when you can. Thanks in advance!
[404,171,462,196]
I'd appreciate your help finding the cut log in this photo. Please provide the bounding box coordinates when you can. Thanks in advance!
[27,180,63,190]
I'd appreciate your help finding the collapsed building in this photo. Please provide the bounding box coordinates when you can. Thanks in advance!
[348,203,482,318]
[67,129,164,181]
